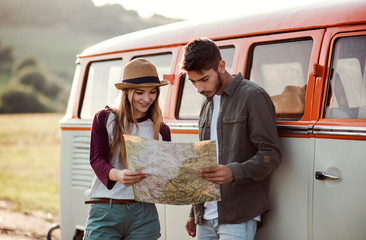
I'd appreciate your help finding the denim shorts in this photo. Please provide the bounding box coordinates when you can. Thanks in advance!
[84,201,160,240]
[197,218,257,240]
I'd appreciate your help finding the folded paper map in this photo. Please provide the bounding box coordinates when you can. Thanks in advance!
[124,135,221,205]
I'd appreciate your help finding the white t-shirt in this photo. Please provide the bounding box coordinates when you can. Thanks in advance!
[203,94,220,220]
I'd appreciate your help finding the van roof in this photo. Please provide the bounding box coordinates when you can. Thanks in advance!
[80,0,366,58]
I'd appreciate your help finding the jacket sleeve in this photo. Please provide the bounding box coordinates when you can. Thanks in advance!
[228,89,282,183]
[89,109,116,189]
[160,122,171,141]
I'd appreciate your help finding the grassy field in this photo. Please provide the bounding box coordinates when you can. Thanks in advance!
[0,113,64,215]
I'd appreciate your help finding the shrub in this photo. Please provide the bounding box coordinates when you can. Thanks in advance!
[0,41,14,74]
[18,69,47,91]
[12,57,40,76]
[18,69,63,98]
[0,84,52,113]
[3,56,67,113]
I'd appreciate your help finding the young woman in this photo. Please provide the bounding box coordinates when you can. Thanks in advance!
[84,59,171,240]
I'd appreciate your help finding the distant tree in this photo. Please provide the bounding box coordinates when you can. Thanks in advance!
[13,57,63,98]
[18,69,46,90]
[0,84,52,113]
[12,56,39,76]
[0,56,67,113]
[0,41,14,74]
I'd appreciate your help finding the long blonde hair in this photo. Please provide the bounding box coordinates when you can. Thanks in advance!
[109,87,163,169]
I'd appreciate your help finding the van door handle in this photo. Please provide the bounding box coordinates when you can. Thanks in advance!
[315,171,340,180]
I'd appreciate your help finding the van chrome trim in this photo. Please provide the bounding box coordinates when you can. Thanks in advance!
[313,125,366,137]
[277,125,310,135]
[167,122,198,131]
[168,123,313,135]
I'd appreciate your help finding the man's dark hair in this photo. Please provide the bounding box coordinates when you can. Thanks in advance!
[181,37,222,74]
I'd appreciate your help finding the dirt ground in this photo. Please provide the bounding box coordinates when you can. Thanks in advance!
[0,201,61,240]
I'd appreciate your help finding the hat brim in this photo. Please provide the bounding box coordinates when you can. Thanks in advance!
[115,80,169,90]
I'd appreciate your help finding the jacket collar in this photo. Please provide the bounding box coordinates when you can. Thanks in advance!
[222,72,243,97]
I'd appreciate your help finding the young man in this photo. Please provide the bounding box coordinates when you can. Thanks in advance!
[181,38,281,240]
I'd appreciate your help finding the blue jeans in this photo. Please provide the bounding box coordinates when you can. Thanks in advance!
[197,218,257,240]
[84,201,160,240]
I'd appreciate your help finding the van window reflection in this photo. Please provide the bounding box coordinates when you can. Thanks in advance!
[80,59,123,119]
[325,35,366,119]
[249,39,313,120]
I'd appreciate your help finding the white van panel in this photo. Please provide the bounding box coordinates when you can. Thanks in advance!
[313,138,366,240]
[60,130,92,239]
[256,137,315,240]
[171,133,199,143]
[159,205,193,240]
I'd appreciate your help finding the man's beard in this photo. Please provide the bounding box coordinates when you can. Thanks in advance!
[201,71,223,99]
[213,72,223,95]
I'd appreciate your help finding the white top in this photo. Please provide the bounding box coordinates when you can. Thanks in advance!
[86,112,161,199]
[204,94,221,220]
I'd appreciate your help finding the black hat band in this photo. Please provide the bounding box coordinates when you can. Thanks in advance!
[123,76,160,84]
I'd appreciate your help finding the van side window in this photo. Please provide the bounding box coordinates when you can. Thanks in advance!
[80,59,123,119]
[178,46,236,119]
[324,35,366,119]
[133,53,173,114]
[248,40,313,120]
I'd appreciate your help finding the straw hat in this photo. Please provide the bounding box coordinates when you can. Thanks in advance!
[115,59,169,90]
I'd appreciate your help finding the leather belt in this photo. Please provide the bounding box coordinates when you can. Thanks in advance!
[85,198,136,205]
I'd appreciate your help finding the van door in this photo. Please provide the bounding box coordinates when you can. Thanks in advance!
[312,28,366,240]
[241,30,325,240]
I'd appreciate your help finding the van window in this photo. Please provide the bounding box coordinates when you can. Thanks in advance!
[133,53,173,114]
[80,59,123,119]
[248,39,313,119]
[324,35,366,119]
[178,46,236,119]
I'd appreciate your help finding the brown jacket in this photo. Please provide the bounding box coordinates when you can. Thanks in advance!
[190,73,281,225]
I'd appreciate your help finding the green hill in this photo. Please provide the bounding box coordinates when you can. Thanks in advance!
[0,0,181,85]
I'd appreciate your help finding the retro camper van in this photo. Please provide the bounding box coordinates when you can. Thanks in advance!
[59,0,366,239]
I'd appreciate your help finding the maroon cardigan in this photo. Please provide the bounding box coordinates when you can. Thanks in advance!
[89,107,171,190]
